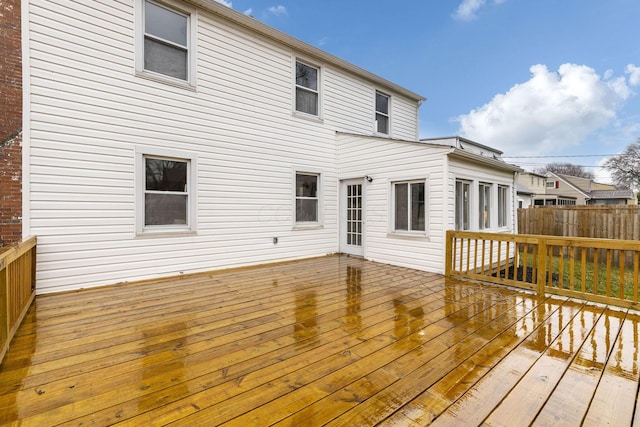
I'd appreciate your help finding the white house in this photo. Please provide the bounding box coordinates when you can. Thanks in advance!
[17,0,521,294]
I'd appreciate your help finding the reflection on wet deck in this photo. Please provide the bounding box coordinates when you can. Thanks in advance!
[1,254,639,425]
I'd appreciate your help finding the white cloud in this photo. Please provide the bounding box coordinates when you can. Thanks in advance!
[268,5,287,16]
[626,64,640,86]
[243,8,253,16]
[457,63,634,156]
[595,157,613,184]
[453,0,505,21]
[214,0,232,7]
[453,0,486,21]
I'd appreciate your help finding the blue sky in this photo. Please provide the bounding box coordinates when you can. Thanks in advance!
[217,0,640,180]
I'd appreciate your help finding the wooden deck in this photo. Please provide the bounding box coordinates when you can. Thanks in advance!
[1,254,640,426]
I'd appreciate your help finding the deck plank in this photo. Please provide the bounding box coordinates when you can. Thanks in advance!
[0,255,638,426]
[429,299,585,426]
[377,295,557,426]
[482,304,604,426]
[584,311,640,426]
[532,309,626,426]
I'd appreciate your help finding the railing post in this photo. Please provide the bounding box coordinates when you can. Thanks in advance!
[445,230,453,277]
[536,238,547,296]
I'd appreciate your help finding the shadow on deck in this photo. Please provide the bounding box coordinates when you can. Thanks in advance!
[1,254,639,425]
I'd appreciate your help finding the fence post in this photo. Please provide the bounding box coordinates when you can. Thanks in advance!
[445,230,453,277]
[536,238,547,296]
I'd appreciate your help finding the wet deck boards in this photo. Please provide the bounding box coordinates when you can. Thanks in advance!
[0,255,638,426]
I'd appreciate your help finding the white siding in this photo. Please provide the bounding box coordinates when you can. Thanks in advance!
[337,134,450,273]
[324,69,419,140]
[27,0,373,293]
[447,157,518,232]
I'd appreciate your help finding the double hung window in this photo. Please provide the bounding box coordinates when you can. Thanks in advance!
[295,173,319,223]
[498,185,508,228]
[140,0,193,83]
[479,182,491,230]
[295,61,319,116]
[455,180,470,230]
[375,91,390,134]
[144,157,189,226]
[393,181,425,232]
[136,148,197,234]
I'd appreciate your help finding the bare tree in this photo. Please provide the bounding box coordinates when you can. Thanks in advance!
[536,162,594,179]
[603,138,640,190]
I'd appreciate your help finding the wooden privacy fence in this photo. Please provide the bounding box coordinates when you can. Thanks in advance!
[0,236,37,363]
[518,205,640,240]
[446,230,640,309]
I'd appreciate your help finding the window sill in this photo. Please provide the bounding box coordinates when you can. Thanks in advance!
[135,70,197,92]
[387,232,430,241]
[292,111,323,123]
[136,229,197,238]
[293,224,324,231]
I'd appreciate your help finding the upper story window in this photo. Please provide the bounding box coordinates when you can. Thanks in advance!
[546,181,557,189]
[455,180,470,231]
[393,180,425,232]
[138,0,195,85]
[375,91,390,134]
[295,61,319,116]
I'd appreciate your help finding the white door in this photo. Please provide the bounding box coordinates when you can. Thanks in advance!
[340,179,364,256]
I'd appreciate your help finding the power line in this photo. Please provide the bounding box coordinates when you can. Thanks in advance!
[502,154,618,159]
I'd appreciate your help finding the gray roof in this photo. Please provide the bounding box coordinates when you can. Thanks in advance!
[516,184,534,195]
[590,189,635,200]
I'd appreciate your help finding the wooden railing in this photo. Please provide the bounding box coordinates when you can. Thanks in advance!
[445,230,640,309]
[0,236,37,363]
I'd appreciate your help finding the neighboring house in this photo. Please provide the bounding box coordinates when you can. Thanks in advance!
[516,172,547,208]
[543,173,637,206]
[11,0,521,294]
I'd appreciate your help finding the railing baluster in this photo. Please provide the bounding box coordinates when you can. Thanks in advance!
[606,249,612,297]
[619,250,625,300]
[634,252,639,302]
[593,249,599,295]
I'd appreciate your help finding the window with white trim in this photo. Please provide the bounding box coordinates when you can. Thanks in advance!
[295,172,319,223]
[136,148,197,234]
[295,61,319,116]
[139,0,193,83]
[393,180,425,232]
[479,182,491,230]
[455,180,470,230]
[498,185,508,228]
[375,91,390,134]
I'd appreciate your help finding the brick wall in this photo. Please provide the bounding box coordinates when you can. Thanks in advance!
[1,0,23,247]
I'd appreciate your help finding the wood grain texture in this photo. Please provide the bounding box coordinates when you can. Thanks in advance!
[1,255,638,425]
